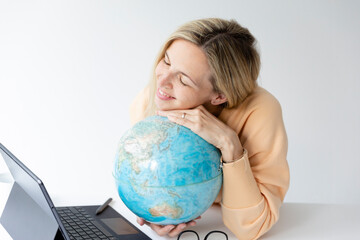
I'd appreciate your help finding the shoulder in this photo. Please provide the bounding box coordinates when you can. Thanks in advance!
[221,87,288,172]
[220,86,283,133]
[129,86,150,125]
[245,86,283,117]
[242,87,287,153]
[243,87,286,140]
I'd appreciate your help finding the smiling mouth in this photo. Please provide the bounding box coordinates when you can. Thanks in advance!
[157,89,175,100]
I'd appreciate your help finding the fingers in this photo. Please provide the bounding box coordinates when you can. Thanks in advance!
[151,224,176,236]
[158,110,196,131]
[157,106,213,127]
[157,109,193,116]
[136,217,145,226]
[185,216,201,228]
[167,114,194,128]
[136,218,199,238]
[157,107,206,119]
[188,220,197,227]
[168,223,187,238]
[137,218,175,236]
[157,110,194,121]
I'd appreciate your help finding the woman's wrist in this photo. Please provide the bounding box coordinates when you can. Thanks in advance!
[219,132,244,163]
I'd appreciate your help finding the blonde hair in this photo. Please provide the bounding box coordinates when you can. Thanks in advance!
[144,18,260,117]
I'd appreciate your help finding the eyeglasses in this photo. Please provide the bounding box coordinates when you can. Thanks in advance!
[177,230,228,240]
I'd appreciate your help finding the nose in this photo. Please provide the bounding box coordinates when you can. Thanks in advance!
[159,71,175,89]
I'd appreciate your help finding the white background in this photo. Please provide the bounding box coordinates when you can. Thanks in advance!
[1,0,359,205]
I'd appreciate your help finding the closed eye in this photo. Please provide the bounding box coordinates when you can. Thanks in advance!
[163,58,170,65]
[165,51,194,87]
[179,76,187,86]
[164,52,171,66]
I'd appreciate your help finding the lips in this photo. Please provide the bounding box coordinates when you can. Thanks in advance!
[156,88,175,100]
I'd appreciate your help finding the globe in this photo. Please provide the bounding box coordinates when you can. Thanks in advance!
[114,115,222,225]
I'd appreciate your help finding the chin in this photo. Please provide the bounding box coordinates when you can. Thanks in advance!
[156,104,182,112]
[155,102,171,111]
[155,99,192,111]
[155,99,174,110]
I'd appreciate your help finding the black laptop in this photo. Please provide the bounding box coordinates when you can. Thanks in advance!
[0,143,151,240]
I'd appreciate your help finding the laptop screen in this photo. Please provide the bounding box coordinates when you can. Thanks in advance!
[0,144,61,240]
[0,143,152,240]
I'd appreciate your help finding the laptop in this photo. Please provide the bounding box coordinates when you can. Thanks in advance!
[0,143,151,240]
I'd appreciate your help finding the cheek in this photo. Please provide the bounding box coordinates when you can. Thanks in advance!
[184,90,197,99]
[155,60,168,73]
[155,63,168,85]
[189,90,213,106]
[179,90,203,105]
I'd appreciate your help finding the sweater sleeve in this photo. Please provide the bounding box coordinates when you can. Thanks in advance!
[219,93,289,240]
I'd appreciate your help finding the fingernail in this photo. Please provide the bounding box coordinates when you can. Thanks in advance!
[180,224,186,230]
[168,225,175,231]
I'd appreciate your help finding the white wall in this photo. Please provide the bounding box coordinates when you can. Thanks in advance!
[1,0,359,204]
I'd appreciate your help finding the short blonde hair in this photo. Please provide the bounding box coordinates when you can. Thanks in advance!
[144,18,260,117]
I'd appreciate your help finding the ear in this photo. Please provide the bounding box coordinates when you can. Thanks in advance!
[210,92,227,106]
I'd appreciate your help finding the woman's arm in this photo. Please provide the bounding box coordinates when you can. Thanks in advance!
[220,93,289,240]
[158,92,289,240]
[131,88,289,239]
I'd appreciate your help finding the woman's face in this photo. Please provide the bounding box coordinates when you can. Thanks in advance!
[155,39,222,111]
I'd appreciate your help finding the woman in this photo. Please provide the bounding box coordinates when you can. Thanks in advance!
[130,18,289,240]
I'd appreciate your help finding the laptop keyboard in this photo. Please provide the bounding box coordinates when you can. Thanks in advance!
[56,207,117,240]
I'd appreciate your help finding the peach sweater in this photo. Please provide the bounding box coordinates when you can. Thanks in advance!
[129,86,290,240]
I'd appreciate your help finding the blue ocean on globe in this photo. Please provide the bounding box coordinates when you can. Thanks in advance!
[114,115,222,225]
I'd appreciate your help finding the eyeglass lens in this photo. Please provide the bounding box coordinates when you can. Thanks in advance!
[177,230,228,240]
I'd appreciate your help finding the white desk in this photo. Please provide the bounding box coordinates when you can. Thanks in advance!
[1,179,360,240]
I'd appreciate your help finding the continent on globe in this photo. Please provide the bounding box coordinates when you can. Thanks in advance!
[114,115,222,225]
[149,202,183,219]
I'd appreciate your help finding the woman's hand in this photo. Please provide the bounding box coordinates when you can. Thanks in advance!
[157,105,243,162]
[137,216,200,238]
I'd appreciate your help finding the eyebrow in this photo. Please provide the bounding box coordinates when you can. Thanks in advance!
[165,52,197,86]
